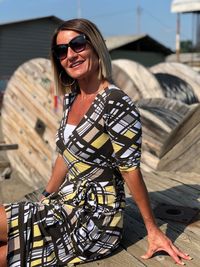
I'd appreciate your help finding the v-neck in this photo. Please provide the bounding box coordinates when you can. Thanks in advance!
[65,86,110,129]
[62,85,111,147]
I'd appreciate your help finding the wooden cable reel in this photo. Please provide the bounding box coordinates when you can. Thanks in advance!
[1,58,63,189]
[112,59,164,101]
[158,104,200,173]
[137,98,191,172]
[150,62,200,104]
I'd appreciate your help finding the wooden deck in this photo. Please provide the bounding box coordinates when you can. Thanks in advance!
[2,165,199,266]
[79,170,200,267]
[1,156,199,266]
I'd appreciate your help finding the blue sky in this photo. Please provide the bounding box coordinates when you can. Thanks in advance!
[0,0,193,50]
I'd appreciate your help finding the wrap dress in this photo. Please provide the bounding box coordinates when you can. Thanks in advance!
[4,85,142,266]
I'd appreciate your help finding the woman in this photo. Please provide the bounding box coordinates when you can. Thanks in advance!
[0,18,192,266]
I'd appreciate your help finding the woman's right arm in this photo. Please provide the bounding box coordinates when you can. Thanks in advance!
[42,154,68,196]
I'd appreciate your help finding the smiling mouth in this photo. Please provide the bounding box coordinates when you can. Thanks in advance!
[70,61,83,68]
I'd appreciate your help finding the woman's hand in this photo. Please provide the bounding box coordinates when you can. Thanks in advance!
[141,227,192,265]
[122,168,193,265]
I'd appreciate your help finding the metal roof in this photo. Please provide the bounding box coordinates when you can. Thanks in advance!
[105,34,173,55]
[0,15,62,26]
[105,34,147,50]
[171,0,200,13]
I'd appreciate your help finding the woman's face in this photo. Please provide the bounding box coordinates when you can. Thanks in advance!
[56,30,99,81]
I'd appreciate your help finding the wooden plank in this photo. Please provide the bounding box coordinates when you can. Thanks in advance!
[124,204,199,266]
[158,105,200,173]
[137,98,190,171]
[80,248,148,267]
[143,171,200,209]
[152,171,200,188]
[0,144,18,150]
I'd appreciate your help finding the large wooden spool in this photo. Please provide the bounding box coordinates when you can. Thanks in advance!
[150,62,200,104]
[112,59,164,101]
[2,57,199,187]
[137,98,191,172]
[1,58,63,189]
[157,103,200,173]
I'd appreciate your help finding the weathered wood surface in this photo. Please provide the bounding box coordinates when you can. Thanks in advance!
[1,58,63,189]
[158,103,200,173]
[137,98,192,171]
[150,62,200,103]
[112,59,164,101]
[81,170,200,266]
[24,170,200,267]
[0,144,18,150]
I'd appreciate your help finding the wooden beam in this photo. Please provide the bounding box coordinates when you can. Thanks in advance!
[0,144,18,150]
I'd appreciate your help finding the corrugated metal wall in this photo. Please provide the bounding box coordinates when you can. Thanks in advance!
[0,17,62,78]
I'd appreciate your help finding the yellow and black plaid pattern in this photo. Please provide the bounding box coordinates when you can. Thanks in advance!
[4,86,141,266]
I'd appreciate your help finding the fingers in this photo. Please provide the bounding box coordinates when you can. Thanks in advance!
[141,248,154,260]
[141,245,160,260]
[141,243,193,265]
[167,247,186,266]
[170,244,193,263]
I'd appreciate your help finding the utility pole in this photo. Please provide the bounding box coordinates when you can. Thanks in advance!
[136,0,142,35]
[77,0,81,18]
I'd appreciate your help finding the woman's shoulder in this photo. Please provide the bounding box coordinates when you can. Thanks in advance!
[103,84,135,105]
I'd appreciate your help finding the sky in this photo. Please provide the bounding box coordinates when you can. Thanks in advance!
[0,0,194,50]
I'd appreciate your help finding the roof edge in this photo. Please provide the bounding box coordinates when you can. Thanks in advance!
[0,15,63,27]
[171,0,200,13]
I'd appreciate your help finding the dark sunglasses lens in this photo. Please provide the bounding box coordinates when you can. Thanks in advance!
[54,45,68,60]
[71,35,87,53]
[54,35,87,59]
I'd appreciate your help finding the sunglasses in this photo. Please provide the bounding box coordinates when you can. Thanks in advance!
[53,34,87,60]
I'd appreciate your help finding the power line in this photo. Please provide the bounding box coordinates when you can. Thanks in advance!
[142,7,175,33]
[90,9,135,20]
[89,7,174,33]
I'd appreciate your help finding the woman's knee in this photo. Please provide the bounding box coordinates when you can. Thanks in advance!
[0,205,8,242]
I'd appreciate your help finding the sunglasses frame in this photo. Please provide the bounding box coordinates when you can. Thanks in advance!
[53,34,88,60]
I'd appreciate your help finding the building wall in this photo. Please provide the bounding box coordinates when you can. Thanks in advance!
[110,50,166,67]
[0,18,61,79]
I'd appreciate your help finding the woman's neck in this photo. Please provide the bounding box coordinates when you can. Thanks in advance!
[78,79,110,100]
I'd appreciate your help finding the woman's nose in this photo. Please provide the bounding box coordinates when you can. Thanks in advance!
[67,46,78,59]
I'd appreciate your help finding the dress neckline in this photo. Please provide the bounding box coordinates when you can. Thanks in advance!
[62,84,118,147]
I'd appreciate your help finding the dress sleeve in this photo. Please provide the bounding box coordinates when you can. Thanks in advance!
[104,89,142,172]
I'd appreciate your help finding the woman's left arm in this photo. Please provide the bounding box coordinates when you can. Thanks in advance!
[122,167,192,265]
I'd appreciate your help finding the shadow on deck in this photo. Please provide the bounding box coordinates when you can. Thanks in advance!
[23,171,200,266]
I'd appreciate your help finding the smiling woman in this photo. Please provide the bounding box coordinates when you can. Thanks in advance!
[0,18,192,267]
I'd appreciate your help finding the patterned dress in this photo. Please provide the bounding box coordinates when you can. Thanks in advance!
[4,85,141,266]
